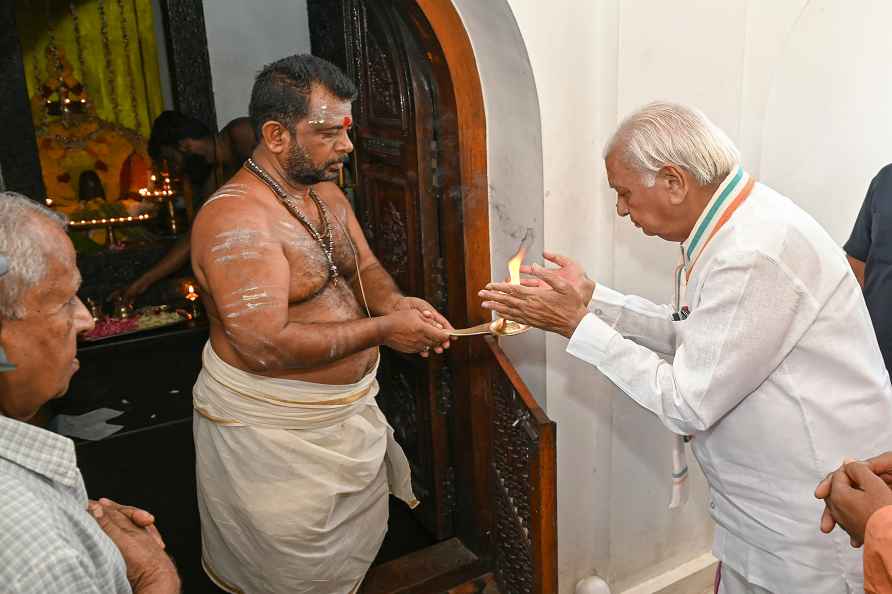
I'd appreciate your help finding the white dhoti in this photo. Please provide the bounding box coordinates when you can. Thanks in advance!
[192,343,417,594]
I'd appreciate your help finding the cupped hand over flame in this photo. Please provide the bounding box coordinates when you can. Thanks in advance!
[518,252,596,303]
[479,260,590,338]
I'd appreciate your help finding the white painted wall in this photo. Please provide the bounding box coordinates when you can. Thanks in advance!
[758,1,892,244]
[477,0,890,592]
[202,0,311,125]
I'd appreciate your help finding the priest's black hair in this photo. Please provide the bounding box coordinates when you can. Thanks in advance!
[249,54,357,140]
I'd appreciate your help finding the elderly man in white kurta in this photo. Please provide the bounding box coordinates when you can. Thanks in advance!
[479,102,892,594]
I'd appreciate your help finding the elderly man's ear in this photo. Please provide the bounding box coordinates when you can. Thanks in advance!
[0,255,13,373]
[659,165,688,205]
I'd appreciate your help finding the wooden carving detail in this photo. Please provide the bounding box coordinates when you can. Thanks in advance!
[378,362,418,456]
[432,256,448,313]
[492,377,537,593]
[442,464,456,520]
[379,200,409,277]
[484,338,557,594]
[346,0,365,108]
[437,362,453,416]
[361,135,402,166]
[367,33,400,120]
[410,460,431,500]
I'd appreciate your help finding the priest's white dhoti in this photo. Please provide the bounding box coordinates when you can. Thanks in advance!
[192,343,417,594]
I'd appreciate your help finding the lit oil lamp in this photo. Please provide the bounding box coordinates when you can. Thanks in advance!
[450,231,533,337]
[185,284,201,319]
[139,165,178,233]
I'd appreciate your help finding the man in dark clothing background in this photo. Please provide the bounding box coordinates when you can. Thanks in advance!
[845,163,892,375]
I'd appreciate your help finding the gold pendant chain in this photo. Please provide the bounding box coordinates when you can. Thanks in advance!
[244,158,339,284]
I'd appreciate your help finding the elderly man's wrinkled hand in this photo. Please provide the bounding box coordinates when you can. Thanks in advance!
[91,498,165,550]
[479,264,588,338]
[519,252,596,304]
[88,501,180,593]
[818,460,892,548]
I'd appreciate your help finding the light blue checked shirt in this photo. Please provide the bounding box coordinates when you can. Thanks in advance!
[0,415,131,593]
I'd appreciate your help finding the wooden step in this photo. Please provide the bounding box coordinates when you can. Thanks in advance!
[360,538,492,594]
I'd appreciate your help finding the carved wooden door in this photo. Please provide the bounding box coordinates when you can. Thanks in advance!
[483,337,557,594]
[309,0,457,540]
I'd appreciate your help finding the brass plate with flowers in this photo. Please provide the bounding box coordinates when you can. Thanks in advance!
[80,306,187,342]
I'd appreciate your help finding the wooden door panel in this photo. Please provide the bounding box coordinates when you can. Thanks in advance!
[360,170,418,291]
[310,0,455,540]
[359,135,403,167]
[362,17,408,128]
[307,0,350,81]
[310,2,559,586]
[484,337,557,594]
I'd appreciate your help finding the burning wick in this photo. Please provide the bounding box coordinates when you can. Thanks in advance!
[494,229,534,333]
[186,284,201,320]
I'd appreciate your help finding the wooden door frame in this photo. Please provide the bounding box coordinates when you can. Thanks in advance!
[410,1,498,559]
[414,1,491,326]
[157,0,218,132]
[0,3,46,198]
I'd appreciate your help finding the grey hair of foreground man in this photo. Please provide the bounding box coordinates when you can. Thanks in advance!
[0,191,68,320]
[604,101,740,186]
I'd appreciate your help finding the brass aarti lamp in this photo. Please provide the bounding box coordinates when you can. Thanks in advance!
[451,232,533,337]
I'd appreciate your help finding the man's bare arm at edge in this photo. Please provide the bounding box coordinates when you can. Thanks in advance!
[191,193,450,373]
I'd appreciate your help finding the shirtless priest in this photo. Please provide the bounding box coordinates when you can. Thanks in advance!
[190,54,453,594]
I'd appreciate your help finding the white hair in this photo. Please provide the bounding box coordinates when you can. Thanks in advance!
[604,101,740,187]
[0,192,68,320]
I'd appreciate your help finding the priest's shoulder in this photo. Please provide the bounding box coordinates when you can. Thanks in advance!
[312,181,352,212]
[191,180,278,240]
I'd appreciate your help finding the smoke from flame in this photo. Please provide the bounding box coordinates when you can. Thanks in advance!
[507,228,534,285]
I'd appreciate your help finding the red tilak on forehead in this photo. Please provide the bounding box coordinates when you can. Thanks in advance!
[342,115,353,128]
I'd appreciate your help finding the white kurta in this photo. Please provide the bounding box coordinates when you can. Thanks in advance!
[567,180,892,593]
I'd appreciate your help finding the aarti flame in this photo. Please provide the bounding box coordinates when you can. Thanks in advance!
[507,229,534,285]
[494,229,534,334]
